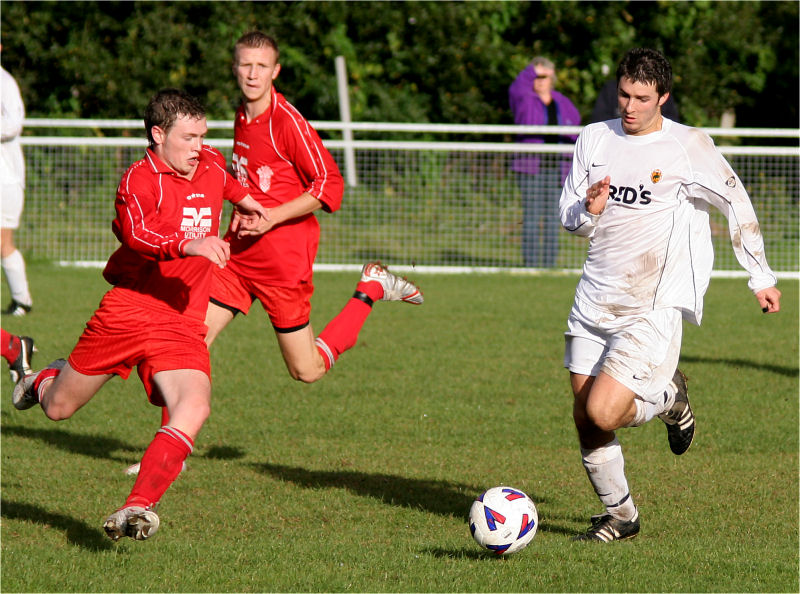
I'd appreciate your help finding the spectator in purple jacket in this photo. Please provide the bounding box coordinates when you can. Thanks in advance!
[510,57,580,268]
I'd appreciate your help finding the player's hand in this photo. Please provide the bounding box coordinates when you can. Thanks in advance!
[236,208,275,237]
[229,210,270,234]
[183,236,231,268]
[585,176,611,215]
[230,196,272,237]
[756,286,781,314]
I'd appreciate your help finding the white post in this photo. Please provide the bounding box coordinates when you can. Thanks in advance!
[335,55,357,187]
[720,107,736,128]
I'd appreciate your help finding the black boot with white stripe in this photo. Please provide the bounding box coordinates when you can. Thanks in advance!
[574,509,640,542]
[658,368,695,455]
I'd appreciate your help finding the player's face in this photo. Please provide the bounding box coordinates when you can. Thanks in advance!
[234,46,281,105]
[152,115,208,178]
[617,77,668,136]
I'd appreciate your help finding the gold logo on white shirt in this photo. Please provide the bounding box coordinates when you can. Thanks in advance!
[651,170,662,183]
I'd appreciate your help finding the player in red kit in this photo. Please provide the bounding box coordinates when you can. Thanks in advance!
[207,32,422,382]
[1,328,34,382]
[12,89,267,542]
[127,32,425,478]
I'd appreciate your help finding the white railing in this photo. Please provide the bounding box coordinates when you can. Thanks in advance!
[17,120,800,278]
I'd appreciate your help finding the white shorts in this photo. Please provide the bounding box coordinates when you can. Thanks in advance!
[1,182,24,229]
[564,296,682,402]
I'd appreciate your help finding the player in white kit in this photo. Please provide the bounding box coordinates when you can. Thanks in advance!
[560,48,781,542]
[1,63,33,316]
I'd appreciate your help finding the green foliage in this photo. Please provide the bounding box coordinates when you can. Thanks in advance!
[1,267,798,591]
[1,1,797,128]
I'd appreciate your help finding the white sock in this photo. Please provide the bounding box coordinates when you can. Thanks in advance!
[581,437,637,521]
[2,249,32,306]
[627,382,678,427]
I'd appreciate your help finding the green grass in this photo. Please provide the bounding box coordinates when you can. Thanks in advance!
[2,264,798,592]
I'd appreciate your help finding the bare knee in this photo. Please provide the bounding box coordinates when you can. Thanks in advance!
[585,401,624,432]
[40,384,79,421]
[288,363,326,384]
[576,372,636,433]
[276,325,330,384]
[167,399,210,440]
[41,401,77,422]
[573,403,618,449]
[285,346,328,383]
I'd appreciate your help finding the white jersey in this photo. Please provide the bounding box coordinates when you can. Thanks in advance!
[1,66,26,187]
[560,118,776,325]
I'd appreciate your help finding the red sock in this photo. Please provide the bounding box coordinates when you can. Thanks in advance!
[1,328,20,364]
[357,279,385,302]
[33,367,61,399]
[315,281,381,370]
[125,426,193,509]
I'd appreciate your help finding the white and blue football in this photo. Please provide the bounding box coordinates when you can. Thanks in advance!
[469,486,538,555]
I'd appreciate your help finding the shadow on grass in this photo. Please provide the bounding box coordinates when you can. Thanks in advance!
[252,462,570,534]
[203,445,246,460]
[4,424,246,464]
[253,462,483,518]
[2,424,140,462]
[1,499,112,551]
[680,354,798,378]
[422,547,500,560]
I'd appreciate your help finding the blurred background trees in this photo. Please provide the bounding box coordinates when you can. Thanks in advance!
[2,0,797,129]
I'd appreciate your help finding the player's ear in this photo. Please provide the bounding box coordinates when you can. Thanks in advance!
[658,92,670,108]
[151,125,167,146]
[272,63,281,80]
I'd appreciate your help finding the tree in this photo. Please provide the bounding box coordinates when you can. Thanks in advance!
[1,0,796,129]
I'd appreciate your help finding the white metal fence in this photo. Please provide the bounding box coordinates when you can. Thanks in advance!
[17,120,799,277]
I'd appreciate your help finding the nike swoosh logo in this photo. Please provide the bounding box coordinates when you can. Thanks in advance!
[591,162,606,167]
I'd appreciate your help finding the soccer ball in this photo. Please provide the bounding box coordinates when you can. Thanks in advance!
[469,486,538,555]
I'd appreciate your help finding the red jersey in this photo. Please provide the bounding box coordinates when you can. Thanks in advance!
[225,87,344,286]
[103,146,248,320]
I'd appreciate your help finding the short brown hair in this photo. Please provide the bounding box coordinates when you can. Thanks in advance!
[144,88,205,148]
[616,48,672,97]
[234,31,279,62]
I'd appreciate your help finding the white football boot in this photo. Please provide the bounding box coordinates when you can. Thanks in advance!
[360,262,423,304]
[103,506,160,541]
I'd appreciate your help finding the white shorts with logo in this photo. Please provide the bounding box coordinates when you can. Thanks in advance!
[1,182,24,228]
[564,296,683,403]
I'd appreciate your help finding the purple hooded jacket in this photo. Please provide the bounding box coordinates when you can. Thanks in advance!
[509,64,580,179]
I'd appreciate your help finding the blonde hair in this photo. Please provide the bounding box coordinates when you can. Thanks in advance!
[234,31,279,62]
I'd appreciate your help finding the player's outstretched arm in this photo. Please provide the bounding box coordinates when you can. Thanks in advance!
[756,286,781,314]
[183,236,231,269]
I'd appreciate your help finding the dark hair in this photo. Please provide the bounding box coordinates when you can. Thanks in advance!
[144,88,205,148]
[234,31,280,62]
[616,48,672,97]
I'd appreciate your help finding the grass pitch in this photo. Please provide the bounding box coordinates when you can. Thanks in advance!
[1,263,797,592]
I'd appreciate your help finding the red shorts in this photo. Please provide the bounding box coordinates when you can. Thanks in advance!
[68,289,210,407]
[210,264,313,331]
